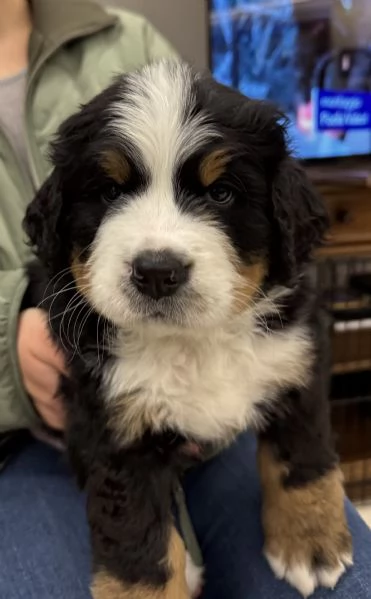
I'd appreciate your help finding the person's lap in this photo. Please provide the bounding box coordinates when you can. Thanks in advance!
[0,434,370,599]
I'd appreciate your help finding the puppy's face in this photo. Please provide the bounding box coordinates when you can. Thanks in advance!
[25,61,327,329]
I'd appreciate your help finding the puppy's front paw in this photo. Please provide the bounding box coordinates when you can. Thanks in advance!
[259,446,352,597]
[265,538,352,598]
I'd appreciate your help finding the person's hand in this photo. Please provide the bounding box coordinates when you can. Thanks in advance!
[17,308,67,430]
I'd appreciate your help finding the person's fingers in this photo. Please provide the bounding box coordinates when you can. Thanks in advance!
[29,310,68,375]
[28,384,66,430]
[27,384,66,416]
[35,403,66,431]
[26,364,66,416]
[25,361,61,397]
[17,308,68,431]
[33,348,67,375]
[30,335,68,375]
[50,350,68,376]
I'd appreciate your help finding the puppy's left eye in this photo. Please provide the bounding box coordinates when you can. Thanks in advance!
[104,182,121,202]
[207,184,234,206]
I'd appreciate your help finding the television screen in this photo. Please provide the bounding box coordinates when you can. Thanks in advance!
[209,0,371,160]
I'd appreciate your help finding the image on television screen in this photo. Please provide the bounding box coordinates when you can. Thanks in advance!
[209,0,371,160]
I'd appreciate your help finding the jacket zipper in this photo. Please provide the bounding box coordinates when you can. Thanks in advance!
[24,21,116,190]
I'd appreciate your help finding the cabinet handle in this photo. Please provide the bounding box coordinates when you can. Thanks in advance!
[335,208,352,224]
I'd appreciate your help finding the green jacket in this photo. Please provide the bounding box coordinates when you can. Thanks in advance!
[0,0,177,432]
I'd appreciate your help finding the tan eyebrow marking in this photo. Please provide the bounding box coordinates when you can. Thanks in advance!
[199,149,231,187]
[100,149,131,185]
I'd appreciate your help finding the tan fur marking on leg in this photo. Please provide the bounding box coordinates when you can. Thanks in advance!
[164,526,190,598]
[258,441,352,568]
[233,261,266,313]
[91,527,189,599]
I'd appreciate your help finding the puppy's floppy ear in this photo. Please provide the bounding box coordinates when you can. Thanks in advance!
[23,98,99,271]
[271,158,329,282]
[23,169,64,271]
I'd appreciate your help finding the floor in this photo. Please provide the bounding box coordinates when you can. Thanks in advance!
[357,503,371,528]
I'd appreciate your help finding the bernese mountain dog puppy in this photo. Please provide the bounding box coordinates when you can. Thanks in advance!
[23,60,352,599]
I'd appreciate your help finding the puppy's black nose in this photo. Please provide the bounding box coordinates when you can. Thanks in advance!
[131,251,190,300]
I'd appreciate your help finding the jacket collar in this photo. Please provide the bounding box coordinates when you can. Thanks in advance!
[28,0,117,71]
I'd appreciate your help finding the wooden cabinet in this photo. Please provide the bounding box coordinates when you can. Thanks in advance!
[326,192,371,247]
[307,164,371,501]
[309,166,371,255]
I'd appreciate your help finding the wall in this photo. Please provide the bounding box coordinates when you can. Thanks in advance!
[101,0,209,69]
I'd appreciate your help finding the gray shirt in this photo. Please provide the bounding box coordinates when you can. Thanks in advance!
[0,69,29,176]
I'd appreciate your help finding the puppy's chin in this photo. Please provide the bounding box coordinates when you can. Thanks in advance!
[124,301,210,330]
[133,305,189,328]
[100,290,233,332]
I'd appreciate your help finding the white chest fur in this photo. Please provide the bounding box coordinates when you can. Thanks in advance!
[103,316,313,446]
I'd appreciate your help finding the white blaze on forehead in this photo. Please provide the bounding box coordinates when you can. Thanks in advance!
[110,60,219,177]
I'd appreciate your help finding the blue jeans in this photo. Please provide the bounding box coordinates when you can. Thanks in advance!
[0,434,370,599]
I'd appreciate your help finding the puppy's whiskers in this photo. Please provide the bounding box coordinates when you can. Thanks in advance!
[38,282,77,308]
[232,282,282,333]
[48,296,85,323]
[40,267,72,303]
[71,302,93,360]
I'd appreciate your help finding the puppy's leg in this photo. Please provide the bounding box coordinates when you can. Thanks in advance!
[86,454,191,599]
[258,382,352,597]
[92,527,190,599]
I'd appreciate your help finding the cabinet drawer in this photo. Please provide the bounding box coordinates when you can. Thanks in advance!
[326,194,371,246]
